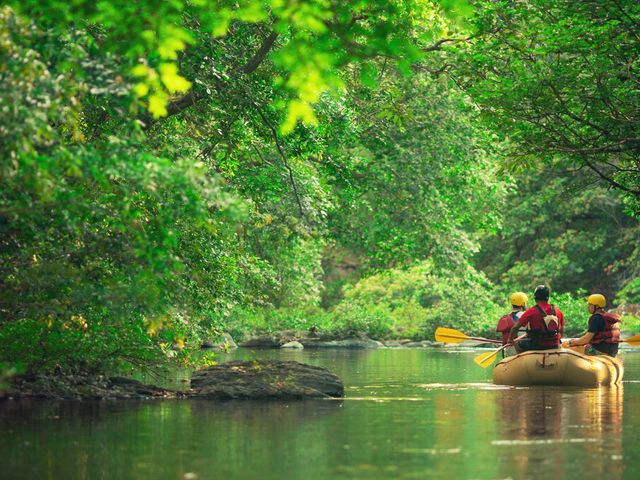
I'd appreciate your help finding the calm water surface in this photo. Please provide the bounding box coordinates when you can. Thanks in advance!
[2,348,640,480]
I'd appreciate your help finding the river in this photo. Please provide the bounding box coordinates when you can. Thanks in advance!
[1,347,639,479]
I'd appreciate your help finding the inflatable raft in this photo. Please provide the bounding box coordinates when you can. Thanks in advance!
[493,349,623,386]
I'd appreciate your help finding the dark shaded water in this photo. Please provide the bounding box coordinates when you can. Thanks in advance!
[1,348,639,480]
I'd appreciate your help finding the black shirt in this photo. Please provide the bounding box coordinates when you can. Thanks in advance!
[588,313,618,356]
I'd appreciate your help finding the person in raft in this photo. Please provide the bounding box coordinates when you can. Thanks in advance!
[496,291,527,339]
[508,285,564,353]
[561,294,621,357]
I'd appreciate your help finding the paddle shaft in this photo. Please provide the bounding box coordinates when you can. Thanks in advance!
[495,333,527,354]
[563,334,640,346]
[437,333,501,344]
[465,336,502,344]
[621,334,640,345]
[434,328,502,344]
[474,333,528,368]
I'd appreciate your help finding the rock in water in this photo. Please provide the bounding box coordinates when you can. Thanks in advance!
[238,335,281,348]
[8,374,180,400]
[201,332,237,350]
[280,341,304,349]
[190,360,344,399]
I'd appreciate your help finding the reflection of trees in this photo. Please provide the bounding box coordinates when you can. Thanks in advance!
[188,397,343,423]
[0,398,343,480]
[495,386,623,479]
[0,399,148,427]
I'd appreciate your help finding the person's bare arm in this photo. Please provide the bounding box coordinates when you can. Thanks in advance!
[563,332,594,347]
[508,323,521,343]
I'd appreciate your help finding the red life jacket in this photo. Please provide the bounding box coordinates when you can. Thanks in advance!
[496,312,516,344]
[527,304,561,346]
[592,312,621,344]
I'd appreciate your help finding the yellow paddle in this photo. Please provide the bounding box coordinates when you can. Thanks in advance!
[435,327,502,345]
[622,334,640,345]
[474,334,527,368]
[562,334,640,349]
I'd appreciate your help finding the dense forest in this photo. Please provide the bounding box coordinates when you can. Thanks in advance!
[1,0,639,374]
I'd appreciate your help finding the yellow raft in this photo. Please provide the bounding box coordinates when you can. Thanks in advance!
[493,349,624,386]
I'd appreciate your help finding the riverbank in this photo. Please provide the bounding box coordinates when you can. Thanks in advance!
[228,331,442,350]
[204,328,640,351]
[4,360,344,401]
[7,327,638,401]
[221,304,640,348]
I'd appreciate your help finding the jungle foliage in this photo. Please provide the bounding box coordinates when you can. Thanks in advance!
[1,1,639,373]
[457,0,640,215]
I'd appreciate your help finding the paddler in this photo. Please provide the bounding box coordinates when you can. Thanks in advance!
[496,292,528,344]
[508,285,564,353]
[496,292,528,357]
[562,294,621,357]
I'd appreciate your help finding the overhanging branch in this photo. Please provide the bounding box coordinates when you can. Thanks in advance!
[249,100,306,217]
[237,31,278,75]
[583,159,640,197]
[153,30,279,126]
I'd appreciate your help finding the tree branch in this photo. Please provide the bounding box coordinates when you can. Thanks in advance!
[250,100,306,217]
[237,31,278,75]
[421,36,474,52]
[413,63,451,76]
[166,90,204,117]
[251,144,273,166]
[583,159,640,197]
[148,30,279,128]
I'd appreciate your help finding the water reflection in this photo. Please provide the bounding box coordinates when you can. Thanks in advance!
[494,386,624,479]
[1,349,637,480]
[0,399,344,480]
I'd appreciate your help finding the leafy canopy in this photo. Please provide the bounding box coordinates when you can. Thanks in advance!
[457,0,640,214]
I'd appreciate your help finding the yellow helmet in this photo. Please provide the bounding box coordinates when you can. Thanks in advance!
[587,294,606,308]
[510,292,528,307]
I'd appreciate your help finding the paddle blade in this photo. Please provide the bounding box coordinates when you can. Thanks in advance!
[435,327,470,343]
[623,334,640,346]
[474,348,501,368]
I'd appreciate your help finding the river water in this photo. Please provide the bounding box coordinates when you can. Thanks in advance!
[1,347,639,480]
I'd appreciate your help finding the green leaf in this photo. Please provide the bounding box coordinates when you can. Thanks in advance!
[159,63,191,93]
[149,93,168,118]
[281,100,317,134]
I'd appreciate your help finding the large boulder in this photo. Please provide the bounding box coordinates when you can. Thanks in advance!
[190,360,344,399]
[240,330,317,348]
[8,361,345,401]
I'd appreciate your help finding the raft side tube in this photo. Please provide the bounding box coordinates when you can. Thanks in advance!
[492,349,623,387]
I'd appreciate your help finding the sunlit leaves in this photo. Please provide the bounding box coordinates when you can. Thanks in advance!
[9,0,467,129]
[159,63,192,93]
[132,62,191,118]
[282,100,317,134]
[157,25,193,60]
[149,93,169,118]
[0,0,498,374]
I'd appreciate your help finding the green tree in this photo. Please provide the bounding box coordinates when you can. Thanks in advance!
[475,168,640,301]
[457,0,640,215]
[2,1,495,372]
